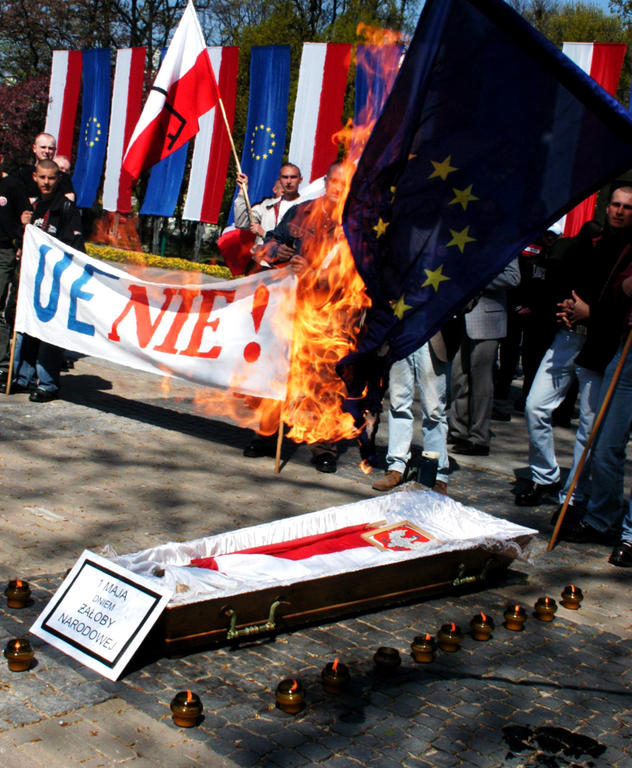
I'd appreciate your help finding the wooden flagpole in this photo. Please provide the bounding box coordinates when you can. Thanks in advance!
[216,96,254,222]
[4,324,17,395]
[548,325,632,551]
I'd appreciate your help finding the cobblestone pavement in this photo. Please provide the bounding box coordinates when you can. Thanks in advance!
[0,356,631,766]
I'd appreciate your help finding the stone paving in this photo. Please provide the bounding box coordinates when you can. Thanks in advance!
[0,356,631,766]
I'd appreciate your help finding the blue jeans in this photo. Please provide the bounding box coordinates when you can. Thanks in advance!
[583,343,632,539]
[386,343,448,483]
[15,333,61,392]
[526,328,601,503]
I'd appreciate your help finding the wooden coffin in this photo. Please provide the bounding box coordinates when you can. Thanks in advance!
[116,489,536,656]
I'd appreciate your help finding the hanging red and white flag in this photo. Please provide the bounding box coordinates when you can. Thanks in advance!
[183,46,239,223]
[44,50,83,158]
[558,42,627,236]
[288,43,352,185]
[102,48,146,214]
[122,0,220,180]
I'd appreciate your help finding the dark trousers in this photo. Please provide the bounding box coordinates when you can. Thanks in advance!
[0,247,16,370]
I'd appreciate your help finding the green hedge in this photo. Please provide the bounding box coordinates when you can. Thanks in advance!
[85,243,233,280]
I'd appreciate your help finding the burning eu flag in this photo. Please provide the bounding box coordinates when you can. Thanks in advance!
[343,0,632,363]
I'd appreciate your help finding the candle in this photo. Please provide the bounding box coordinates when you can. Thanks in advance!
[170,690,203,727]
[503,604,527,631]
[437,623,463,652]
[275,679,305,714]
[373,646,402,673]
[5,579,31,609]
[4,638,34,672]
[411,634,436,663]
[321,658,350,694]
[469,612,495,641]
[561,585,583,610]
[534,596,557,622]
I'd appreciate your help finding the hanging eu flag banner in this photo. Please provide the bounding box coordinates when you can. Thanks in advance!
[343,0,632,364]
[72,49,111,208]
[229,45,290,223]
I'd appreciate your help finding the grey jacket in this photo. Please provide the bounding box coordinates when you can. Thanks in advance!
[464,258,520,340]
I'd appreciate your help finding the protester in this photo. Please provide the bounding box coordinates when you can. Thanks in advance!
[516,186,632,508]
[448,259,520,456]
[12,159,84,402]
[14,133,75,203]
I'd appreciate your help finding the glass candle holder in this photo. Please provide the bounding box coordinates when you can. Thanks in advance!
[561,585,583,610]
[4,638,34,672]
[170,690,203,727]
[437,623,463,652]
[411,634,436,663]
[503,604,527,631]
[534,596,557,622]
[321,659,350,694]
[275,679,305,714]
[5,580,31,609]
[470,612,495,641]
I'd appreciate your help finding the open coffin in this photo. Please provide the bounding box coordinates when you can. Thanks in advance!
[111,488,537,654]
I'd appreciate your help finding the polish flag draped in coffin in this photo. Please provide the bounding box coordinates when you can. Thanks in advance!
[122,0,220,180]
[558,42,627,236]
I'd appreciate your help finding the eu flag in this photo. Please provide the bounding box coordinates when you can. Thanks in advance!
[343,0,632,363]
[72,49,111,208]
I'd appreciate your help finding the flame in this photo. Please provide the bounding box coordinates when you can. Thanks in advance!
[449,622,456,632]
[480,612,487,622]
[15,579,23,588]
[332,657,339,672]
[14,640,21,650]
[570,585,576,593]
[186,690,194,703]
[425,634,432,642]
[515,605,521,613]
[89,211,142,251]
[290,679,298,692]
[360,459,373,475]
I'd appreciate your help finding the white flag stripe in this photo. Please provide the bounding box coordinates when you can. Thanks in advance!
[45,50,70,142]
[289,43,327,185]
[183,46,222,221]
[103,49,134,212]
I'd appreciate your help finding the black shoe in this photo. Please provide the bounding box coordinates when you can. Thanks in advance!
[491,408,511,422]
[558,519,616,545]
[515,480,560,507]
[243,438,275,458]
[313,454,337,473]
[609,540,632,567]
[29,388,57,403]
[10,381,36,394]
[550,503,584,527]
[451,440,489,456]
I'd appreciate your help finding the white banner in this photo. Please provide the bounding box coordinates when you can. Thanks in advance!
[16,226,297,400]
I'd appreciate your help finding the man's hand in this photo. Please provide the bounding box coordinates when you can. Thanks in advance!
[556,290,589,327]
[236,172,248,189]
[21,210,32,226]
[289,254,308,275]
[250,222,264,237]
[275,243,297,263]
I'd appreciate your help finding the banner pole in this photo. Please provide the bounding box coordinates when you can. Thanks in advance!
[216,96,253,221]
[5,324,17,395]
[548,325,632,551]
[274,415,284,474]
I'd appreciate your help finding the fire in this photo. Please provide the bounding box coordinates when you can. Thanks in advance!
[480,612,486,622]
[450,622,456,632]
[15,579,23,588]
[14,640,20,650]
[360,459,372,475]
[332,657,339,672]
[186,689,194,703]
[290,679,298,692]
[515,605,521,613]
[425,634,432,642]
[89,211,142,251]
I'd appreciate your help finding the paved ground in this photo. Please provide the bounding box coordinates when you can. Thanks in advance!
[0,356,631,767]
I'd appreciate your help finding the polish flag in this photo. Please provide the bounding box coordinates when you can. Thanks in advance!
[102,47,146,213]
[182,46,239,223]
[558,42,627,236]
[122,0,220,180]
[288,43,352,185]
[45,50,83,158]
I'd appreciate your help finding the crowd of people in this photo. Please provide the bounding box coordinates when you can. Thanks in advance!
[2,135,632,570]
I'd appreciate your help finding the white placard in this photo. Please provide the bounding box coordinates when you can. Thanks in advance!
[31,550,172,680]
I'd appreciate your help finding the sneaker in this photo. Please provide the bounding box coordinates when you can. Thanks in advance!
[372,470,403,492]
[515,480,560,507]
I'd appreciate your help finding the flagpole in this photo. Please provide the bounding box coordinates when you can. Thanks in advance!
[216,96,254,221]
[548,325,632,551]
[5,324,17,395]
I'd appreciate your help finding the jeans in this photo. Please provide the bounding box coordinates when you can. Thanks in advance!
[15,334,61,392]
[583,343,632,538]
[386,343,448,483]
[525,328,601,503]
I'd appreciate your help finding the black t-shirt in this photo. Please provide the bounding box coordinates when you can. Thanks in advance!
[0,174,30,244]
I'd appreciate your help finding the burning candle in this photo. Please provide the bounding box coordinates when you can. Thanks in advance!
[410,634,436,663]
[437,623,463,652]
[503,604,527,631]
[373,646,402,673]
[534,596,557,622]
[321,657,350,694]
[469,612,495,641]
[5,579,31,609]
[275,678,305,714]
[4,638,34,672]
[170,690,203,727]
[561,585,583,610]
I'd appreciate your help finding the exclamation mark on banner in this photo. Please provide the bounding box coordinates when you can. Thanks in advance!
[243,284,270,363]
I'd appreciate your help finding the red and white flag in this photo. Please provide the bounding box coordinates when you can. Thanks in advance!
[558,42,627,236]
[183,46,239,223]
[122,0,219,180]
[102,47,146,213]
[45,50,83,158]
[288,43,352,184]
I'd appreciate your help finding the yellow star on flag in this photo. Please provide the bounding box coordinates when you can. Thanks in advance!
[373,218,390,237]
[422,265,450,292]
[446,225,476,253]
[391,294,412,320]
[449,185,479,211]
[429,155,457,181]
